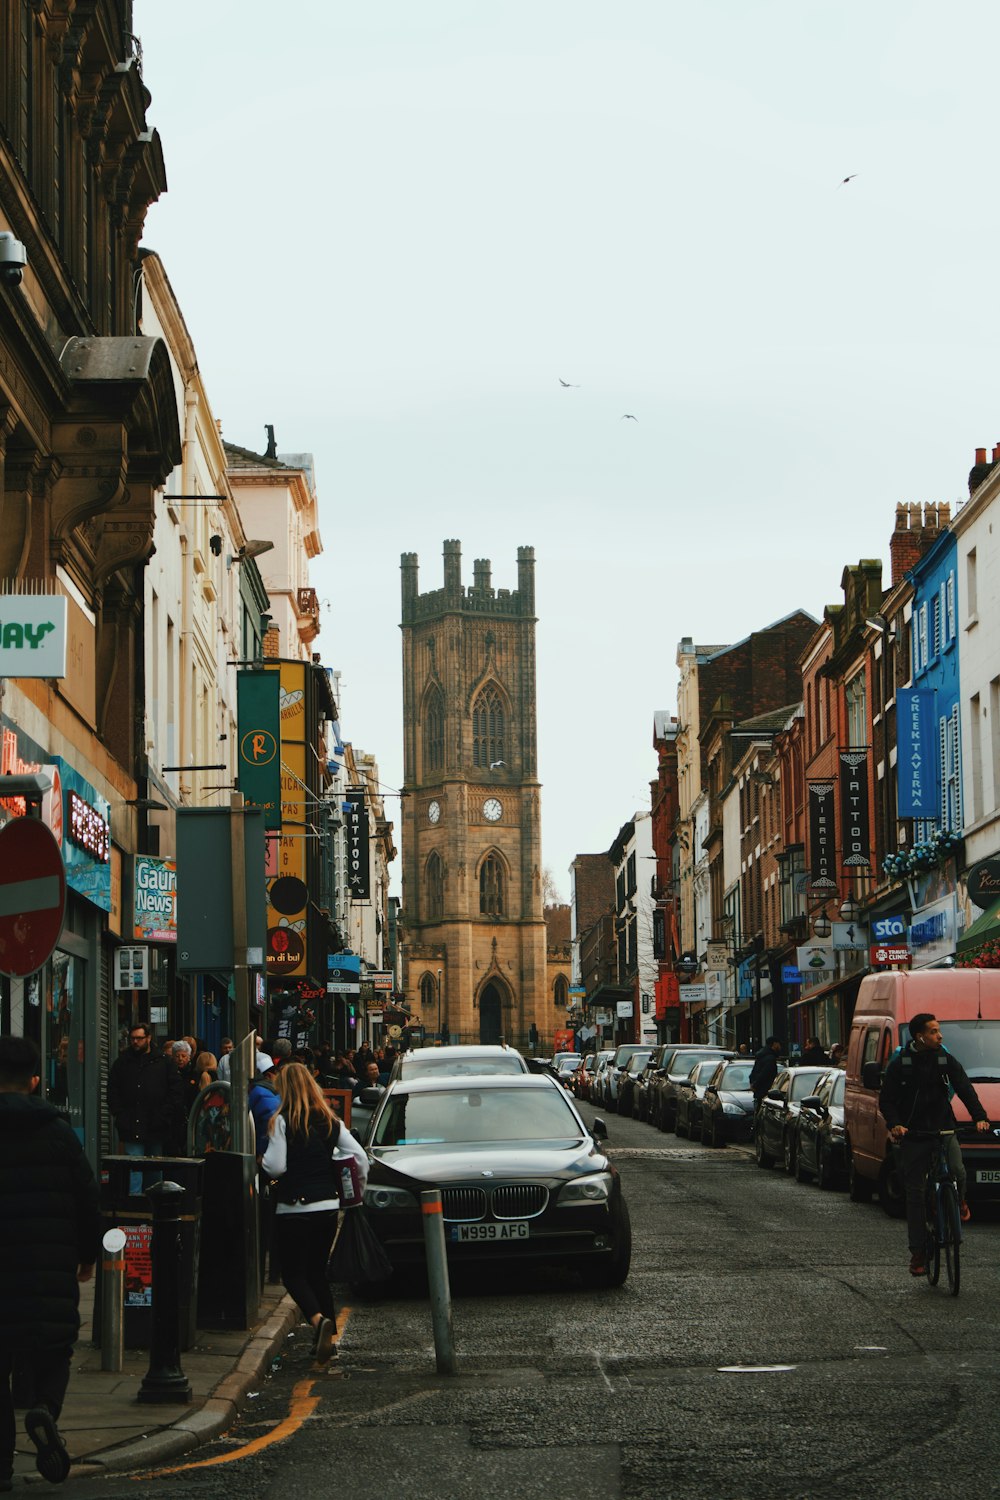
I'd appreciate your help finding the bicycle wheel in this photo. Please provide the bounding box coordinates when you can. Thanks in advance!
[925,1184,941,1286]
[940,1181,962,1296]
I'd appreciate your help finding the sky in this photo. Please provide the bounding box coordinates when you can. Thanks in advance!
[135,1,1000,900]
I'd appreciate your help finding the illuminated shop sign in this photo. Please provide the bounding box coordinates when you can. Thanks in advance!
[68,789,110,862]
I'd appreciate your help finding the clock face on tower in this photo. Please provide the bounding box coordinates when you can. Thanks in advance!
[483,797,503,823]
[428,800,441,824]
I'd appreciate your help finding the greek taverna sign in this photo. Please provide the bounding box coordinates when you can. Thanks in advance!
[0,596,67,677]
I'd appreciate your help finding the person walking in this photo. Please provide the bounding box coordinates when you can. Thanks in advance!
[0,1035,101,1488]
[800,1037,830,1067]
[107,1022,182,1194]
[879,1012,990,1276]
[750,1037,783,1109]
[261,1063,368,1362]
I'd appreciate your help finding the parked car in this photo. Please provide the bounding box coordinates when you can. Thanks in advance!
[674,1058,724,1139]
[700,1058,756,1146]
[655,1046,733,1133]
[601,1042,652,1113]
[616,1050,653,1117]
[552,1053,582,1090]
[753,1067,828,1172]
[631,1044,676,1122]
[391,1044,529,1080]
[363,1074,632,1287]
[795,1068,847,1188]
[591,1051,617,1105]
[581,1049,614,1103]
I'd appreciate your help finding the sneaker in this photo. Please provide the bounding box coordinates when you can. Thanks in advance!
[960,1200,971,1223]
[24,1405,70,1484]
[313,1316,337,1363]
[909,1251,927,1277]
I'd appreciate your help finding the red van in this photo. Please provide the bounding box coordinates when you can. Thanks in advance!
[844,969,1000,1212]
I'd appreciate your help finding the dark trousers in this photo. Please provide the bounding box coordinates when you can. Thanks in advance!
[901,1134,965,1253]
[273,1210,338,1324]
[0,1348,71,1476]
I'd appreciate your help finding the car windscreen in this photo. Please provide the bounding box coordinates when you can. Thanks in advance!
[401,1055,526,1077]
[373,1087,584,1147]
[627,1052,652,1074]
[670,1050,722,1077]
[692,1061,719,1083]
[938,1021,1000,1081]
[719,1063,753,1090]
[789,1070,826,1100]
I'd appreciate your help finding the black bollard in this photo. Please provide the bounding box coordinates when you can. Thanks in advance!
[137,1181,193,1404]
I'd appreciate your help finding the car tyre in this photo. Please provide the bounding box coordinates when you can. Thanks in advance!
[711,1117,725,1149]
[783,1130,797,1176]
[816,1144,835,1190]
[754,1128,775,1169]
[585,1195,632,1288]
[848,1153,874,1202]
[878,1154,907,1219]
[793,1141,813,1183]
[675,1109,688,1138]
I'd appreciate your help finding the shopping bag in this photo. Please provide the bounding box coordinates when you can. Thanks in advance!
[327,1207,394,1285]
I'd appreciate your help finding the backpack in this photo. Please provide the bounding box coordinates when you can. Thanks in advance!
[890,1041,954,1101]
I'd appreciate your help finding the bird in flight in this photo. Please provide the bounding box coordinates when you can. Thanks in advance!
[558,378,579,387]
[838,173,858,187]
[621,414,638,421]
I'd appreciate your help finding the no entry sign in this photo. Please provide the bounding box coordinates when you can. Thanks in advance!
[0,817,66,977]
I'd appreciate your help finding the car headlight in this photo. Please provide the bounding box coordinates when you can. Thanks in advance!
[557,1172,613,1207]
[364,1185,418,1210]
[722,1101,746,1115]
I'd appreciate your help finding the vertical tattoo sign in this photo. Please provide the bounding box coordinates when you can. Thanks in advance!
[839,748,871,868]
[344,789,371,899]
[808,781,837,893]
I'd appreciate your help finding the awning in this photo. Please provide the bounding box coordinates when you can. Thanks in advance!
[957,898,1000,954]
[787,970,865,1012]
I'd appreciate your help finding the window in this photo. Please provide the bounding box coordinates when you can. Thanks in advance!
[553,976,568,1007]
[479,854,505,917]
[845,672,867,748]
[946,572,956,642]
[931,594,941,659]
[420,972,438,1015]
[472,685,505,769]
[992,679,1000,813]
[626,852,636,896]
[943,703,961,832]
[967,549,978,621]
[425,851,444,923]
[915,604,928,674]
[970,694,983,825]
[424,689,444,773]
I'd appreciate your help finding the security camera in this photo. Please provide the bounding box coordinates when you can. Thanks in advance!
[0,232,27,288]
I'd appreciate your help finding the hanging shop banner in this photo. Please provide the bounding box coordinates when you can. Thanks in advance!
[344,789,371,899]
[895,690,939,820]
[237,670,281,829]
[839,749,871,869]
[54,757,111,911]
[0,594,67,677]
[808,782,837,893]
[327,951,361,995]
[133,855,177,942]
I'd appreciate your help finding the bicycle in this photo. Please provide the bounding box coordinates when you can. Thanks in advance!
[911,1129,963,1296]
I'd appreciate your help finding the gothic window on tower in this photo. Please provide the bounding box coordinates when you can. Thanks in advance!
[424,688,445,773]
[425,850,444,922]
[472,685,506,769]
[479,853,506,917]
[420,971,437,1014]
[553,975,568,1007]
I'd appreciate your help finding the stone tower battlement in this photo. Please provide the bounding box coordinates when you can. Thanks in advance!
[401,541,535,622]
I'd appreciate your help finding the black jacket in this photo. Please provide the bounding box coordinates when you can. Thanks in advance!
[879,1043,988,1133]
[750,1047,780,1099]
[107,1047,182,1143]
[800,1045,830,1067]
[275,1117,342,1205]
[0,1094,101,1353]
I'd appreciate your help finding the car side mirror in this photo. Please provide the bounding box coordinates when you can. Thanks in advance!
[861,1061,882,1091]
[767,1089,784,1102]
[357,1088,383,1107]
[591,1117,608,1139]
[801,1095,824,1112]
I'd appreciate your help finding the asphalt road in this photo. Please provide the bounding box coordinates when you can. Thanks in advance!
[77,1100,1000,1500]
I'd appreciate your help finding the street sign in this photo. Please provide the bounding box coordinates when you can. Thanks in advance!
[615,1000,633,1017]
[872,915,907,941]
[831,921,868,950]
[871,943,911,966]
[0,816,66,977]
[705,942,730,969]
[678,983,707,1004]
[782,966,802,985]
[797,944,833,973]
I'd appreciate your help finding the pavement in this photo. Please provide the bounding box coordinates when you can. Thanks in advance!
[10,1274,300,1487]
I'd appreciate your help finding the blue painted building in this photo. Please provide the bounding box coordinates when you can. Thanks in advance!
[899,528,961,838]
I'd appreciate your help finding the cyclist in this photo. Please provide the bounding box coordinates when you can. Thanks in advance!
[879,1012,990,1277]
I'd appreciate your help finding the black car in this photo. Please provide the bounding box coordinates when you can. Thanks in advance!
[363,1074,632,1287]
[615,1049,653,1118]
[656,1046,733,1133]
[753,1066,829,1173]
[699,1058,756,1146]
[647,1045,721,1130]
[631,1044,676,1122]
[674,1058,725,1139]
[794,1068,847,1188]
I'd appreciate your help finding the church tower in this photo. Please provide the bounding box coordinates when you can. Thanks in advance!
[400,541,548,1047]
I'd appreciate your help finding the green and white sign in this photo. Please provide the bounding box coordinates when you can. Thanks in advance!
[0,596,67,677]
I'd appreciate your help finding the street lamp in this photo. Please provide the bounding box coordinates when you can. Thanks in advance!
[839,895,861,924]
[812,910,832,939]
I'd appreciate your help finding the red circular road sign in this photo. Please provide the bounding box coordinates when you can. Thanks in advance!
[0,817,67,978]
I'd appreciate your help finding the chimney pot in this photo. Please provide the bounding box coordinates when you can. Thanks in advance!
[976,447,987,466]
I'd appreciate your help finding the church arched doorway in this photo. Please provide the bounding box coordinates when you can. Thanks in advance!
[479,982,504,1044]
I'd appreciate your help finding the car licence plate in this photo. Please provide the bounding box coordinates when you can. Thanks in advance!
[451,1222,530,1242]
[976,1169,1000,1184]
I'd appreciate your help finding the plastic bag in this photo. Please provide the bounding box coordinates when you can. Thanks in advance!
[327,1207,394,1285]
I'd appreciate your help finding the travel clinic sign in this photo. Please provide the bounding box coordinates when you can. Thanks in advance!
[133,855,177,942]
[0,595,67,677]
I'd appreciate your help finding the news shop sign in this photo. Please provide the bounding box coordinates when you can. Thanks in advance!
[0,595,67,677]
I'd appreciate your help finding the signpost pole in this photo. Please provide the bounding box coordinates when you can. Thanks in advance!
[229,795,252,1158]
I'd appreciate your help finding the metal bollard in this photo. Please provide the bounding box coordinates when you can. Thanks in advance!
[137,1181,192,1404]
[420,1189,457,1375]
[100,1227,127,1373]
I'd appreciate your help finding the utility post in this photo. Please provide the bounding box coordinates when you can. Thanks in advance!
[229,792,252,1156]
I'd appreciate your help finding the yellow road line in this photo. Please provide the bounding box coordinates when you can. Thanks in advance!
[146,1307,352,1478]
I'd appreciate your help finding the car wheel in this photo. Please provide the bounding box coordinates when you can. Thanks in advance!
[878,1154,907,1219]
[848,1153,874,1203]
[585,1195,632,1289]
[816,1144,834,1190]
[675,1109,688,1138]
[754,1127,775,1169]
[783,1131,797,1175]
[711,1117,725,1149]
[794,1140,813,1183]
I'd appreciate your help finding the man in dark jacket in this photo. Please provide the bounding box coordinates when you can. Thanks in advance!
[800,1037,830,1066]
[0,1034,100,1487]
[880,1012,990,1277]
[750,1037,783,1107]
[107,1023,182,1194]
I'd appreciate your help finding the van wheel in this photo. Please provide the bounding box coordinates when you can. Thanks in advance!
[848,1154,874,1202]
[878,1155,907,1219]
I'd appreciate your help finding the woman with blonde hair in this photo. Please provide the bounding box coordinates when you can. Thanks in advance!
[194,1051,218,1092]
[261,1062,367,1362]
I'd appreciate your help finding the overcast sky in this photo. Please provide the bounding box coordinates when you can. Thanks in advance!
[136,1,1000,900]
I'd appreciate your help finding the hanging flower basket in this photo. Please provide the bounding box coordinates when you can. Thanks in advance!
[956,939,1000,970]
[881,829,961,880]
